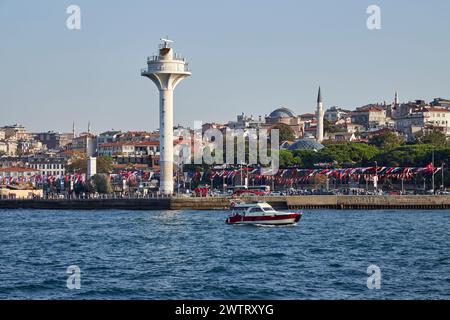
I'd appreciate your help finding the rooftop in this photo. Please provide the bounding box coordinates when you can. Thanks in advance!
[268,107,295,119]
[287,139,325,151]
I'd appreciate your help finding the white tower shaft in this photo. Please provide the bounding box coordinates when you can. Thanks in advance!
[316,87,324,143]
[159,89,174,193]
[142,39,191,196]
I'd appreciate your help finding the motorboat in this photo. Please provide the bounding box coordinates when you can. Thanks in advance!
[226,202,302,226]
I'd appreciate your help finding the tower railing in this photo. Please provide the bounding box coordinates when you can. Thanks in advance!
[147,56,187,63]
[141,65,191,74]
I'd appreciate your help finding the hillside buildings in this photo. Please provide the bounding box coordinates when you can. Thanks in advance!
[1,90,450,180]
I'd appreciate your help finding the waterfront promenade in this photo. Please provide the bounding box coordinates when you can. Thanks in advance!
[1,195,450,210]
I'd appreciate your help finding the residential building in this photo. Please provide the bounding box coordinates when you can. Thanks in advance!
[28,157,66,176]
[98,141,160,157]
[1,124,28,140]
[361,128,405,141]
[299,113,316,123]
[0,167,39,178]
[202,123,226,133]
[4,141,17,156]
[431,98,450,109]
[228,113,265,130]
[324,106,352,123]
[325,132,356,142]
[97,130,122,145]
[17,140,43,155]
[0,141,7,155]
[351,105,387,129]
[68,132,97,156]
[395,107,450,140]
[35,131,73,150]
[116,131,159,142]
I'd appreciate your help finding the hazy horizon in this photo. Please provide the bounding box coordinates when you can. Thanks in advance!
[1,0,450,133]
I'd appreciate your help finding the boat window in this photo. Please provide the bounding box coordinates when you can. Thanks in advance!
[261,206,275,212]
[249,207,264,213]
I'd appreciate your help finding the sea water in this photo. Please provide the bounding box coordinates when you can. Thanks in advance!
[0,209,449,300]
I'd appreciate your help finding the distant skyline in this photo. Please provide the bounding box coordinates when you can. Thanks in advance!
[1,0,450,133]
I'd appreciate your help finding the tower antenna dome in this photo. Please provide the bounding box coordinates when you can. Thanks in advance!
[160,36,174,48]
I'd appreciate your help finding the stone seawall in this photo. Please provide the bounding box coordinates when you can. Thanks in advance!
[285,195,450,210]
[0,198,171,210]
[0,196,449,211]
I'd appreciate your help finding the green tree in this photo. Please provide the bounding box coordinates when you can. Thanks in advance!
[287,142,380,168]
[66,151,87,173]
[323,119,346,134]
[92,174,113,194]
[374,144,450,168]
[66,153,114,174]
[415,130,448,147]
[369,131,403,150]
[279,150,301,168]
[317,143,379,167]
[97,156,114,174]
[271,124,296,142]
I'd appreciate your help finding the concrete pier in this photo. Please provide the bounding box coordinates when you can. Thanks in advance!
[0,196,450,211]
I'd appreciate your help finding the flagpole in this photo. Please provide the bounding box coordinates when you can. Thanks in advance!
[374,161,378,192]
[223,175,226,194]
[432,148,435,194]
[401,176,404,195]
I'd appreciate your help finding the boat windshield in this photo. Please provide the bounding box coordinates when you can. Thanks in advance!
[261,205,275,212]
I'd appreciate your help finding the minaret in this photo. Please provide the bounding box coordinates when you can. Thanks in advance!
[316,86,324,143]
[141,38,191,195]
[394,91,399,105]
[86,121,96,179]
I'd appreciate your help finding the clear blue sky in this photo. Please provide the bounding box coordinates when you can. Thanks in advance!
[1,0,449,133]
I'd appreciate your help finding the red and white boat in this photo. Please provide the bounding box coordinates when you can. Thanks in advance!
[226,202,302,226]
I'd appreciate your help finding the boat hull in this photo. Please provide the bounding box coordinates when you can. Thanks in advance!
[226,213,301,226]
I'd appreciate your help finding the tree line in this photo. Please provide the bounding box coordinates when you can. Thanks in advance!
[280,130,450,169]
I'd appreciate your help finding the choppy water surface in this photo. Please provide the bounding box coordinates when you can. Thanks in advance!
[0,209,449,300]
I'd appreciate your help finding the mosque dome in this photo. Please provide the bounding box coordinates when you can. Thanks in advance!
[287,139,325,152]
[268,107,295,119]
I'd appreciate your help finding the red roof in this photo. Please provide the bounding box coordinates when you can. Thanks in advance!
[356,106,384,112]
[100,140,183,148]
[113,164,151,169]
[57,149,76,155]
[100,141,159,148]
[423,107,450,113]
